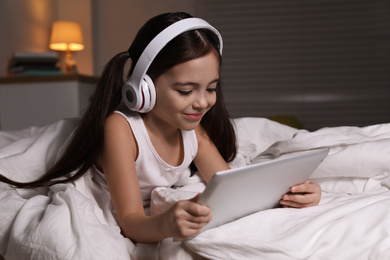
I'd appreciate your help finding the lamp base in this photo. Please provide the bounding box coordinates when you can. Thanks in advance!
[65,50,78,75]
[65,59,77,75]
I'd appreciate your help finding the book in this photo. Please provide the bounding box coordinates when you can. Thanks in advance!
[8,51,62,76]
[11,70,65,76]
[11,51,59,60]
[9,52,59,67]
[9,65,61,73]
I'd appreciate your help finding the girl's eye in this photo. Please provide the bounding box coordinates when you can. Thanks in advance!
[178,90,192,96]
[207,88,217,93]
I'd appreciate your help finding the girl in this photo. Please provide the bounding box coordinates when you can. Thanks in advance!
[0,12,321,242]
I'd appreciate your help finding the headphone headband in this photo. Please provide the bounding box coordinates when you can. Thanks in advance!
[123,17,223,113]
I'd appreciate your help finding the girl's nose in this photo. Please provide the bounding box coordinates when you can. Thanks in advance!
[193,93,208,110]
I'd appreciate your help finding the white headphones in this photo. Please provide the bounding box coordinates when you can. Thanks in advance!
[122,18,223,113]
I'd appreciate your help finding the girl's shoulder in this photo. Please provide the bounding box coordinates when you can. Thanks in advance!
[104,112,136,144]
[112,109,141,121]
[105,112,130,129]
[95,113,136,171]
[102,112,138,161]
[106,110,142,130]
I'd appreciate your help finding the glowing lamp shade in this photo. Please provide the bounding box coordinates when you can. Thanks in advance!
[49,21,84,74]
[49,21,84,51]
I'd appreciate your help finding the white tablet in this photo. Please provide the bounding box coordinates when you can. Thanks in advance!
[196,147,329,235]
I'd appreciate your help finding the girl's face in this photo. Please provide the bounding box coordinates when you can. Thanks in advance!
[147,51,220,131]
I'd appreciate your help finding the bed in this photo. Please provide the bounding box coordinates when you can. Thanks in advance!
[0,117,389,259]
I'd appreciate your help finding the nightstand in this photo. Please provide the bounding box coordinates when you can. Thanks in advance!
[0,74,98,130]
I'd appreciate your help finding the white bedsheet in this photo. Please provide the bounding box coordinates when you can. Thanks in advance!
[0,117,389,259]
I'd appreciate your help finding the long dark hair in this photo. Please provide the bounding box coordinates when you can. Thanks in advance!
[0,12,237,188]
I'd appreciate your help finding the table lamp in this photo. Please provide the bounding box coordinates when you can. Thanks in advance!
[49,21,84,74]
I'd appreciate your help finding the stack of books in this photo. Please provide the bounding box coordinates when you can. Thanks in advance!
[8,52,64,76]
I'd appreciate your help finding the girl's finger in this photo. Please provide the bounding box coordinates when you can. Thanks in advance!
[290,180,320,194]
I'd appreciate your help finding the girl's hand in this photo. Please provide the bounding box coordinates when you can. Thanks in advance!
[279,180,321,208]
[161,194,212,239]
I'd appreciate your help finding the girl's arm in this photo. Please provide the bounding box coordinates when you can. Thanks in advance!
[100,114,211,243]
[193,125,230,183]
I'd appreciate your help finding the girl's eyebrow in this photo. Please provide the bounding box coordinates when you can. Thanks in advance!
[173,81,198,87]
[173,79,219,87]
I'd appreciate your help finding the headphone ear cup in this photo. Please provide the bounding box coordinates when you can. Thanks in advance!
[141,74,156,113]
[122,75,156,113]
[122,81,139,111]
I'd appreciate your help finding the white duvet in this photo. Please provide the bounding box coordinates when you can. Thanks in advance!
[0,117,389,260]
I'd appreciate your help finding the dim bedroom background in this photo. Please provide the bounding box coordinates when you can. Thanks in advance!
[1,0,390,259]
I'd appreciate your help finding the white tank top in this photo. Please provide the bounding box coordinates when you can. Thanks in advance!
[109,110,198,208]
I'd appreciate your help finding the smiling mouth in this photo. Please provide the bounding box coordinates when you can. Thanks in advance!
[184,113,203,121]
